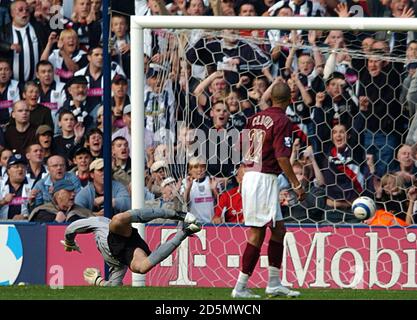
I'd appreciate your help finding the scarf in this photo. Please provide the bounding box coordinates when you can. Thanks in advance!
[330,146,364,194]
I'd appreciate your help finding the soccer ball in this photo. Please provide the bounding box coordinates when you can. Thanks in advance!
[352,196,376,220]
[0,225,23,285]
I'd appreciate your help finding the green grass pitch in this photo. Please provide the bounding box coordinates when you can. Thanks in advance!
[1,286,417,300]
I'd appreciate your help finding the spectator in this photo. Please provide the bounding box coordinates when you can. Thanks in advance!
[0,148,12,183]
[213,163,245,223]
[95,104,104,132]
[40,29,88,84]
[355,48,403,177]
[61,75,94,131]
[4,100,37,155]
[111,136,131,188]
[285,72,314,149]
[68,0,102,50]
[311,72,359,154]
[406,184,417,225]
[225,87,247,131]
[86,127,103,159]
[31,154,82,208]
[392,144,417,187]
[316,123,374,223]
[70,146,93,187]
[54,110,85,161]
[111,74,130,130]
[371,173,409,225]
[147,160,168,198]
[203,100,239,179]
[0,0,48,84]
[143,63,175,134]
[23,80,54,129]
[182,156,218,224]
[146,176,183,212]
[0,153,31,220]
[282,145,326,223]
[75,46,126,112]
[35,124,55,161]
[35,60,66,131]
[0,58,20,127]
[29,179,93,222]
[407,76,417,133]
[75,158,131,216]
[112,104,132,152]
[25,143,48,188]
[110,14,130,78]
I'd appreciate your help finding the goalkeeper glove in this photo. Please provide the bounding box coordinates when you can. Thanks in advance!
[60,239,81,253]
[83,267,104,286]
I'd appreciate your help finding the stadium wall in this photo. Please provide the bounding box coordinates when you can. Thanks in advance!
[2,223,417,289]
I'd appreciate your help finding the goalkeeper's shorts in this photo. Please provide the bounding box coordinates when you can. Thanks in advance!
[108,228,152,266]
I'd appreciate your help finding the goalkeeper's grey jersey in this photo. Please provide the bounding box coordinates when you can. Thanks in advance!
[64,216,127,286]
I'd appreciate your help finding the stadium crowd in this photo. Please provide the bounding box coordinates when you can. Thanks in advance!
[0,0,417,226]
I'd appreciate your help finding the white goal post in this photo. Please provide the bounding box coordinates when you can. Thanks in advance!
[129,15,417,287]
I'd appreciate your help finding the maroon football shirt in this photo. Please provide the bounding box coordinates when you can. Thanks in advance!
[243,107,292,175]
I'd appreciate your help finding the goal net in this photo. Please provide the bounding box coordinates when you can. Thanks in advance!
[129,16,417,289]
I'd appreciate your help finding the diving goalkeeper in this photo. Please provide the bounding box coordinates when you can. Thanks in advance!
[61,208,201,286]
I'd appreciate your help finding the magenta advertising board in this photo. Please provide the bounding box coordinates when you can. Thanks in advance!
[45,224,417,289]
[145,224,417,290]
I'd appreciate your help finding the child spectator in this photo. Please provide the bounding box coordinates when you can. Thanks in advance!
[111,14,131,78]
[54,110,85,161]
[213,163,245,223]
[70,146,93,187]
[182,157,218,224]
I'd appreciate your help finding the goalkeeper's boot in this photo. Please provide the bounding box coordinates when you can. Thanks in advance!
[183,221,202,236]
[184,212,197,225]
[265,285,300,298]
[176,211,197,224]
[231,288,261,299]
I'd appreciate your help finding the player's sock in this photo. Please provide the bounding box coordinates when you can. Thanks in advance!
[268,239,284,269]
[267,239,284,287]
[234,271,250,291]
[242,242,260,276]
[267,266,281,288]
[129,208,183,223]
[147,230,188,267]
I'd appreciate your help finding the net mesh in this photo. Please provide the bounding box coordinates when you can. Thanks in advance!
[138,25,417,288]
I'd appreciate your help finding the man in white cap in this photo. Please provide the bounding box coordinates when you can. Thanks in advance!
[146,159,167,198]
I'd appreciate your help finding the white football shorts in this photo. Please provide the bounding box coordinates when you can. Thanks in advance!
[241,171,284,227]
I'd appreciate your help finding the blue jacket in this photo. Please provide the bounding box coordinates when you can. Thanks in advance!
[74,180,131,215]
[32,172,82,208]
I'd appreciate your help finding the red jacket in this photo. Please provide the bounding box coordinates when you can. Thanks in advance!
[214,186,244,223]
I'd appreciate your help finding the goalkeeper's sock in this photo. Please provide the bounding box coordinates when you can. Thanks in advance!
[147,230,187,267]
[267,266,282,288]
[129,208,184,223]
[235,272,249,292]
